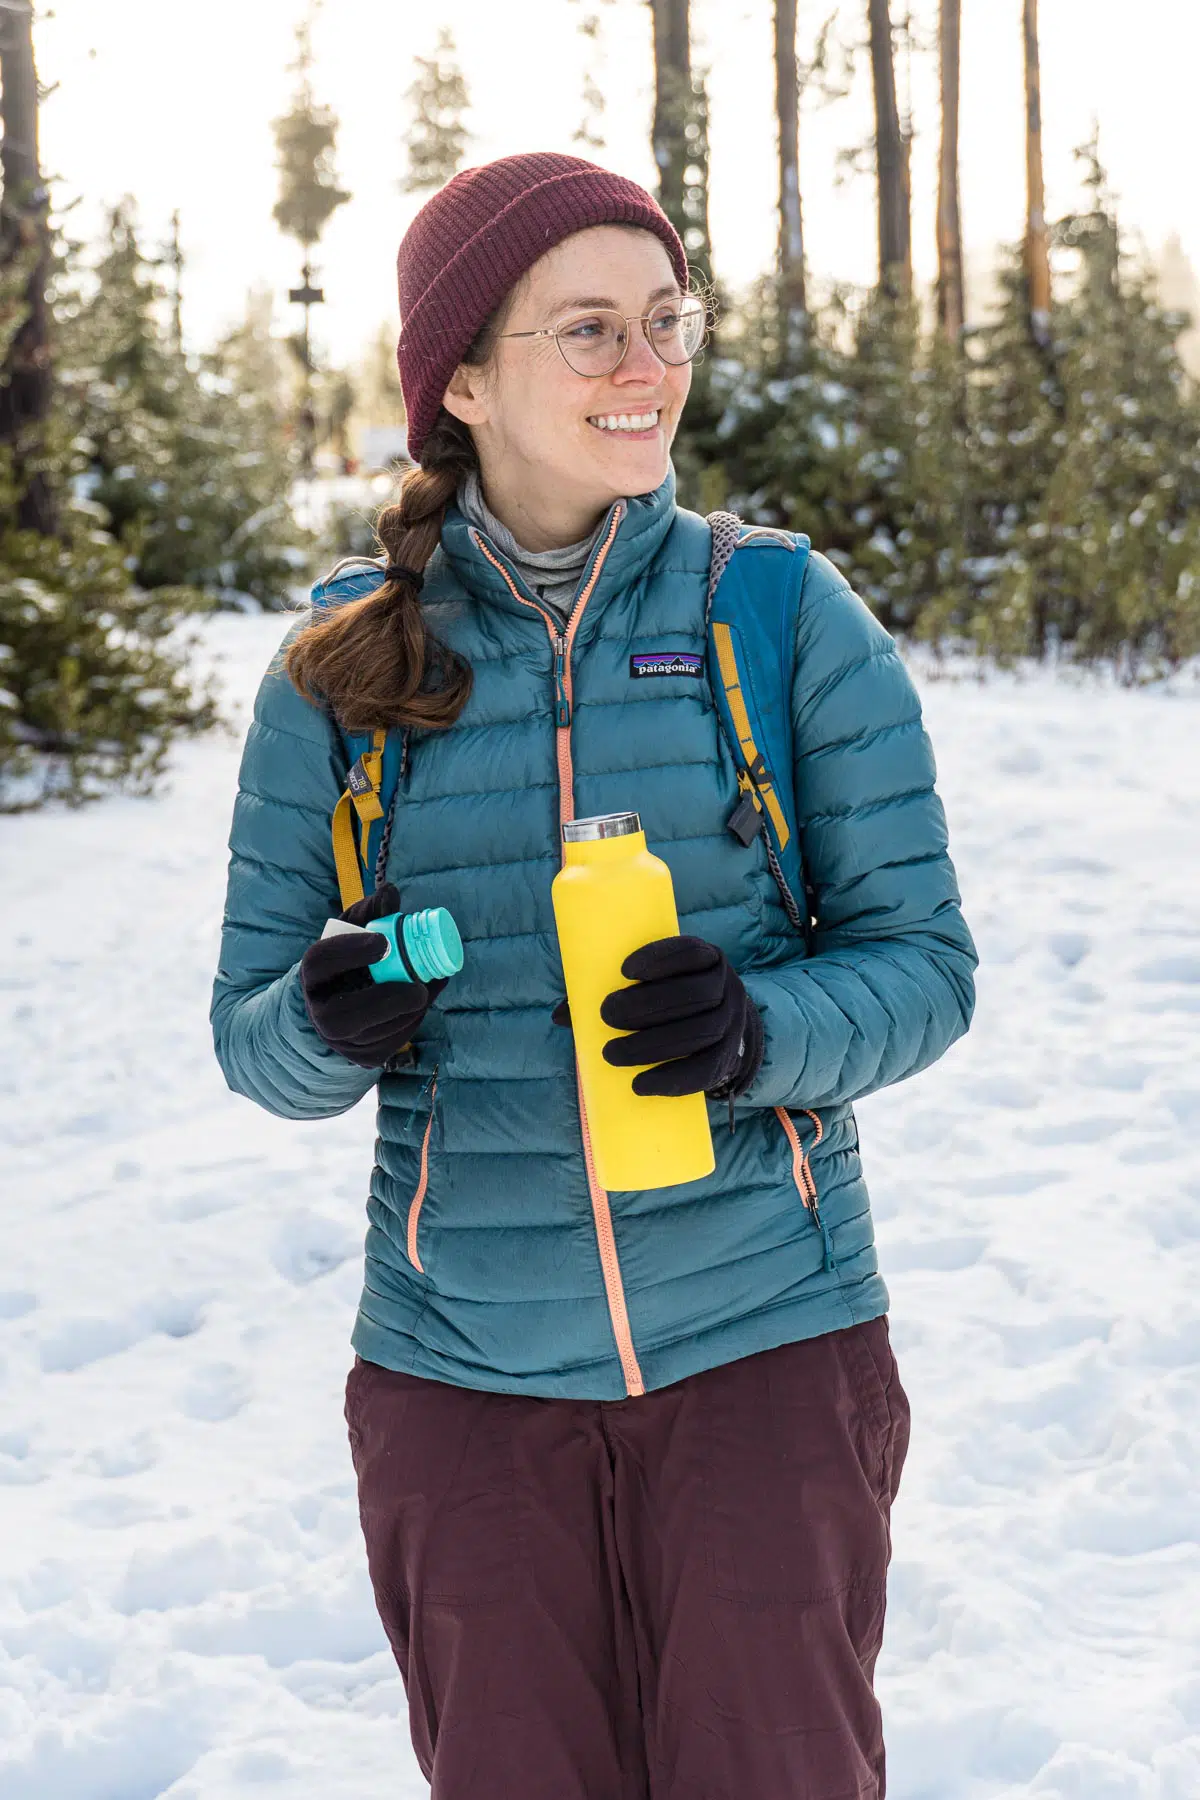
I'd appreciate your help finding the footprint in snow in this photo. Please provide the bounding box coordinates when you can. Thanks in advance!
[1161,1090,1200,1124]
[1026,1116,1121,1146]
[1133,1314,1200,1368]
[180,1362,249,1423]
[0,1289,36,1321]
[163,1186,239,1222]
[1047,929,1092,968]
[882,1233,987,1274]
[1076,1056,1153,1092]
[1032,853,1113,877]
[73,1490,164,1529]
[39,1295,205,1373]
[967,1075,1042,1110]
[40,1315,139,1374]
[270,1210,359,1286]
[233,1748,295,1781]
[84,1431,159,1478]
[997,744,1043,775]
[992,1313,1112,1367]
[1136,952,1200,984]
[1139,1191,1200,1249]
[0,1427,42,1486]
[961,1168,1066,1197]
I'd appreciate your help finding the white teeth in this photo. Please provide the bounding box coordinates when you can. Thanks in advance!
[589,410,660,432]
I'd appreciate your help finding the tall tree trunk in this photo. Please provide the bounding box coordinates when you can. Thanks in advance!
[648,0,712,286]
[650,0,691,236]
[1023,0,1052,347]
[774,0,806,363]
[936,0,964,339]
[868,0,910,296]
[0,0,55,535]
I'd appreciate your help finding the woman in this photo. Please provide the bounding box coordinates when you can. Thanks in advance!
[212,153,976,1799]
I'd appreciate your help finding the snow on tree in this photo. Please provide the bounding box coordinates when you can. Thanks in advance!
[402,29,470,194]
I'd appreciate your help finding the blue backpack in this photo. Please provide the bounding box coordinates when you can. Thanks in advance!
[311,511,815,942]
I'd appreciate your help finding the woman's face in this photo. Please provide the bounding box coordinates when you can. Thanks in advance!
[443,226,693,543]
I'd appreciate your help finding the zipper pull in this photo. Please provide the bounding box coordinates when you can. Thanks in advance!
[811,1197,836,1273]
[553,633,570,726]
[727,783,762,847]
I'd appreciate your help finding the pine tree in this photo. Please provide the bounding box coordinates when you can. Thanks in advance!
[350,321,407,440]
[402,29,469,193]
[0,445,217,804]
[1156,233,1200,380]
[58,200,184,563]
[162,300,311,603]
[273,14,350,474]
[952,247,1064,655]
[823,293,967,635]
[272,19,351,249]
[1011,148,1200,670]
[569,1,615,151]
[58,206,308,606]
[1,33,215,805]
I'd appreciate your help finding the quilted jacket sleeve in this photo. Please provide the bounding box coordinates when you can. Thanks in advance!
[738,551,977,1111]
[209,622,381,1121]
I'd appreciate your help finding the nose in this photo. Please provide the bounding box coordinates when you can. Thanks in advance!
[615,321,666,383]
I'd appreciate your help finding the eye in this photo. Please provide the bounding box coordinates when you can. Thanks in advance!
[561,316,609,342]
[650,309,683,335]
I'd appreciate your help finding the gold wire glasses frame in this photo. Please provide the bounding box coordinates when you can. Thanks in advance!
[497,295,710,378]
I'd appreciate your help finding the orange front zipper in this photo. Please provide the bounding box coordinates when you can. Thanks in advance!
[774,1105,836,1271]
[406,1071,438,1274]
[472,511,646,1398]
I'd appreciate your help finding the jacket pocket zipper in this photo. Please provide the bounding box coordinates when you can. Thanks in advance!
[406,1065,439,1273]
[774,1106,835,1272]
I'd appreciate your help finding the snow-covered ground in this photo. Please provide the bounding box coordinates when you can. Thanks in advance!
[1,613,1197,1799]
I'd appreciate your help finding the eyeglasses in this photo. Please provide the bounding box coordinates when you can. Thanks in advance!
[497,295,709,378]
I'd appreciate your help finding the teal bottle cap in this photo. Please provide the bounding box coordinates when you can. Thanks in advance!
[366,908,464,985]
[403,907,464,982]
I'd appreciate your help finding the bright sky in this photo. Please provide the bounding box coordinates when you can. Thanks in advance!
[35,0,1197,368]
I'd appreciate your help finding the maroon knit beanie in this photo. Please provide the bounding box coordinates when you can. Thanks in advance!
[396,152,689,463]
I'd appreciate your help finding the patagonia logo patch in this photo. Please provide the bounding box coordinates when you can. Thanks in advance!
[630,651,705,680]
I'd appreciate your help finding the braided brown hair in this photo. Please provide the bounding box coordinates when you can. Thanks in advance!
[286,304,512,734]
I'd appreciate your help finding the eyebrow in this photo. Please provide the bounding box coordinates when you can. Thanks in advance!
[541,283,681,321]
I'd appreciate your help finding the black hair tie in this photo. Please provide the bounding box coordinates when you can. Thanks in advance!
[384,563,424,591]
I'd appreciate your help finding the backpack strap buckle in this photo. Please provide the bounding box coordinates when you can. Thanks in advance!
[332,728,389,909]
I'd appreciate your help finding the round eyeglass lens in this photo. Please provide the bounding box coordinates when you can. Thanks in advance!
[555,297,708,375]
[646,296,708,364]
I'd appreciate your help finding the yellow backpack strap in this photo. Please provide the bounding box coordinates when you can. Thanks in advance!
[710,621,792,851]
[331,727,389,910]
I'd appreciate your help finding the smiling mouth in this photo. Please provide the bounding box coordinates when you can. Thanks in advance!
[586,409,662,437]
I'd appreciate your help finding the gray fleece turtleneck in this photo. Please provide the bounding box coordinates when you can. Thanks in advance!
[458,470,605,625]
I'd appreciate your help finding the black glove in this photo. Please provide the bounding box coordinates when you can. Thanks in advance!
[551,936,763,1114]
[301,883,447,1070]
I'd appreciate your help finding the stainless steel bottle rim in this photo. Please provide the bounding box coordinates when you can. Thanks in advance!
[561,811,642,843]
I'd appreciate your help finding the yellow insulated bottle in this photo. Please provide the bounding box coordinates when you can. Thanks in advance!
[552,812,715,1192]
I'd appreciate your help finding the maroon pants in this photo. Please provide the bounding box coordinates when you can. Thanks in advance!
[346,1318,909,1800]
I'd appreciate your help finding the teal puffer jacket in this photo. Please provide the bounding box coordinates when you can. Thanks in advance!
[211,472,976,1399]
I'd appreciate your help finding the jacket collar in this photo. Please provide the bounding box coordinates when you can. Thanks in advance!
[435,467,678,632]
